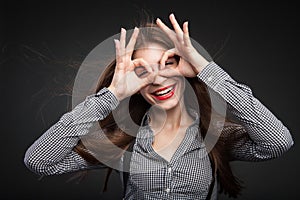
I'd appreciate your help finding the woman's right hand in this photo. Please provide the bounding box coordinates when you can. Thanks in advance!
[108,27,157,101]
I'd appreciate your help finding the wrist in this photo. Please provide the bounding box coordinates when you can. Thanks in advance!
[194,59,209,74]
[107,85,121,101]
[189,50,209,75]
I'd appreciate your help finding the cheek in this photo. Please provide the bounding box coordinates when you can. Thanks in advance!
[139,87,151,100]
[140,87,158,105]
[176,78,185,93]
[139,87,147,96]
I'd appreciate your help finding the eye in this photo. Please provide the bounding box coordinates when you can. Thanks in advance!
[165,61,174,65]
[165,57,177,67]
[134,66,148,78]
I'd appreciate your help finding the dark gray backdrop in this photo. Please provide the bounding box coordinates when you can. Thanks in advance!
[1,0,299,199]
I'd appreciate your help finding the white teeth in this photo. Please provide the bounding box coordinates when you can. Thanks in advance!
[155,86,173,96]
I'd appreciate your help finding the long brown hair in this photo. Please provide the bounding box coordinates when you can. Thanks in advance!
[74,22,244,198]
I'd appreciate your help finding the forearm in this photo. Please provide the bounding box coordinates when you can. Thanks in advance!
[24,87,119,175]
[197,62,294,159]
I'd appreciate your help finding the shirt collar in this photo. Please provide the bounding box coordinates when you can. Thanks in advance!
[134,108,206,162]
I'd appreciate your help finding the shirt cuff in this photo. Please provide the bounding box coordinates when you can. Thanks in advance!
[196,61,231,90]
[95,87,120,110]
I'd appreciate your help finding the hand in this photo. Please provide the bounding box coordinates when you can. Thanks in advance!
[108,28,157,101]
[156,13,209,77]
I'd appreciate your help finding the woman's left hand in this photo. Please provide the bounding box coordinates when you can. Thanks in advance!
[156,13,209,77]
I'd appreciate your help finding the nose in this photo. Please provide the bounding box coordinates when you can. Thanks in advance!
[151,63,167,85]
[152,74,167,85]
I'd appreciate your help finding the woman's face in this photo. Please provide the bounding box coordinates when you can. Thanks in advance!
[134,43,185,110]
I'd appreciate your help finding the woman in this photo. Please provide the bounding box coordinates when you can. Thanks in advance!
[24,13,294,199]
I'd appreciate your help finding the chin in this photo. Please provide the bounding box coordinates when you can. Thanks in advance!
[157,100,180,110]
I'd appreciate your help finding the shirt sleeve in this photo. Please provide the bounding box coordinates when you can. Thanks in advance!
[24,87,119,175]
[197,61,294,161]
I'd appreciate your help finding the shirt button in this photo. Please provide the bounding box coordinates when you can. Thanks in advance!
[207,76,213,82]
[165,188,170,193]
[168,167,172,173]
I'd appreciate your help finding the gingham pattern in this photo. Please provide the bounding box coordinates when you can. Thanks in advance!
[24,62,294,199]
[125,112,214,200]
[24,88,119,175]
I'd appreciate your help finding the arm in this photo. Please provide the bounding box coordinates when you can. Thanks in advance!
[24,27,156,176]
[197,61,294,161]
[155,13,294,161]
[24,87,119,175]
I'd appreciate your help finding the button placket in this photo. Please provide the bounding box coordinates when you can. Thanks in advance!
[165,164,172,196]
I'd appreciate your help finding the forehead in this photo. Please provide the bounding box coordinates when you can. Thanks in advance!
[134,44,166,64]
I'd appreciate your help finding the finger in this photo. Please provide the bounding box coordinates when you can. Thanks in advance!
[169,13,185,43]
[139,67,159,87]
[132,60,157,87]
[114,39,122,65]
[160,48,177,69]
[119,28,126,57]
[140,73,155,87]
[152,63,159,75]
[156,18,175,38]
[158,67,182,77]
[169,13,183,35]
[183,21,192,46]
[132,58,152,76]
[126,27,139,54]
[131,71,152,89]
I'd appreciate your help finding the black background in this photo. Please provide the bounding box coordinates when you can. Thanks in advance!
[1,0,299,199]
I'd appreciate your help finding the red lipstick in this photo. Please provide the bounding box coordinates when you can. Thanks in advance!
[151,84,176,101]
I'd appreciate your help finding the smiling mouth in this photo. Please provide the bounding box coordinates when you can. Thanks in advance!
[151,84,176,100]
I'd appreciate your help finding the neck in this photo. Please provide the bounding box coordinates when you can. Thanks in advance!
[149,98,193,133]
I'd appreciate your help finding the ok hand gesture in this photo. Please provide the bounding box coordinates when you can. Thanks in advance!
[108,28,157,101]
[156,13,209,77]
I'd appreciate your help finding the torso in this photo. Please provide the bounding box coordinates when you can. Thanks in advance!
[124,110,214,199]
